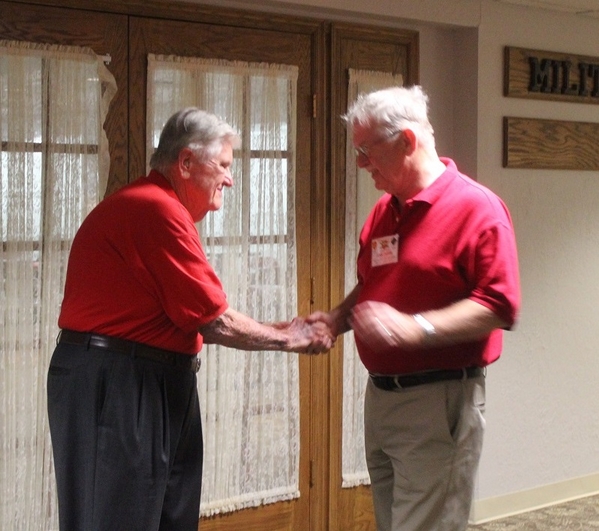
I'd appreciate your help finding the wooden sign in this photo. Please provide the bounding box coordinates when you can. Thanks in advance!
[503,116,599,170]
[504,46,599,104]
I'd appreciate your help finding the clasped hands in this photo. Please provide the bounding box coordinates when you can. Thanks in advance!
[349,300,422,350]
[285,300,422,355]
[306,300,423,353]
[282,316,336,354]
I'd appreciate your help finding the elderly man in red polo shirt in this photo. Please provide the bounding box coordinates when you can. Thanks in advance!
[310,85,520,531]
[47,108,334,531]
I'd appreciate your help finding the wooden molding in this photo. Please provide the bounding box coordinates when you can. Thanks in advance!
[503,116,599,170]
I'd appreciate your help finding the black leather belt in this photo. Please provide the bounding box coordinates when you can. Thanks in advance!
[369,366,483,391]
[58,329,201,373]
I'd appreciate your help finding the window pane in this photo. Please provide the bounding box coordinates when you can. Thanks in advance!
[0,55,43,143]
[47,153,99,239]
[1,152,42,241]
[250,76,290,150]
[249,158,288,237]
[48,60,99,144]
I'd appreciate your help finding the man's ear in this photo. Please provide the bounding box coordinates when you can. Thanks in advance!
[178,148,193,179]
[401,129,417,155]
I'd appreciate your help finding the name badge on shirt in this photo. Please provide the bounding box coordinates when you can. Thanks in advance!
[371,234,399,267]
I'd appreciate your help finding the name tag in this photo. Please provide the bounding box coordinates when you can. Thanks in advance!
[371,234,399,267]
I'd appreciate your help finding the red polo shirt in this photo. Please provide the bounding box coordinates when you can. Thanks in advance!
[58,171,228,354]
[355,158,520,374]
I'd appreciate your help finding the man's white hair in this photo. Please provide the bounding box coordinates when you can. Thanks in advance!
[344,85,436,148]
[150,108,241,174]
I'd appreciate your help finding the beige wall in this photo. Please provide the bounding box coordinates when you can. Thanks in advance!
[475,0,599,519]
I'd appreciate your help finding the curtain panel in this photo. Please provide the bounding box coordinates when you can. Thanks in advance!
[0,40,116,530]
[342,68,403,488]
[147,54,300,517]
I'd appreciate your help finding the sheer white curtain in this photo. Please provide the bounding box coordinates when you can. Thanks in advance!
[342,69,403,487]
[0,40,116,529]
[147,54,300,516]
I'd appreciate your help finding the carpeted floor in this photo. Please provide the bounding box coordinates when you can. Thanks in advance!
[467,494,599,530]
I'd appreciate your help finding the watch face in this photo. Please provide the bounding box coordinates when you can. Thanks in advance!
[413,314,435,336]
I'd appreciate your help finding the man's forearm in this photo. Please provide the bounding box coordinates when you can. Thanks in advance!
[350,298,509,352]
[200,308,293,350]
[199,307,333,353]
[331,284,362,335]
[308,283,362,337]
[422,299,508,345]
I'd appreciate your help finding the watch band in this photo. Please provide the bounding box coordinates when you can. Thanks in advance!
[412,313,436,341]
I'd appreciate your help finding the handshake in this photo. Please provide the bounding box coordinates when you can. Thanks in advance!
[283,304,353,355]
[279,315,336,355]
[285,300,420,355]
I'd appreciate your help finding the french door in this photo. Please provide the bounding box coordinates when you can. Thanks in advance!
[129,15,329,531]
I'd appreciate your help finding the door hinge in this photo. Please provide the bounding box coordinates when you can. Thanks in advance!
[312,94,317,118]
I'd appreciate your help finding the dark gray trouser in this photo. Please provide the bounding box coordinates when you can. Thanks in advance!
[47,343,203,531]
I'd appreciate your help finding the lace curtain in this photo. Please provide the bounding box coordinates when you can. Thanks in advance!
[147,54,300,516]
[0,40,116,529]
[342,68,403,487]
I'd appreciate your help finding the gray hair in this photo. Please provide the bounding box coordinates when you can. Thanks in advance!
[343,85,436,148]
[149,108,241,173]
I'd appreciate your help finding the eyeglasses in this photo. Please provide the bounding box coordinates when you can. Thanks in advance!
[354,129,402,159]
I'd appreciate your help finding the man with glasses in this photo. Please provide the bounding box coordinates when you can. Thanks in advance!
[310,86,520,531]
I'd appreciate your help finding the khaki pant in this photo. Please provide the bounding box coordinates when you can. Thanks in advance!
[365,375,486,531]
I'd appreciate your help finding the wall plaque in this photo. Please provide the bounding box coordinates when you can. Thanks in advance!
[504,46,599,104]
[503,116,599,170]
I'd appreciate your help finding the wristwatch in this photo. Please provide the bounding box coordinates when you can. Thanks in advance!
[412,313,436,343]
